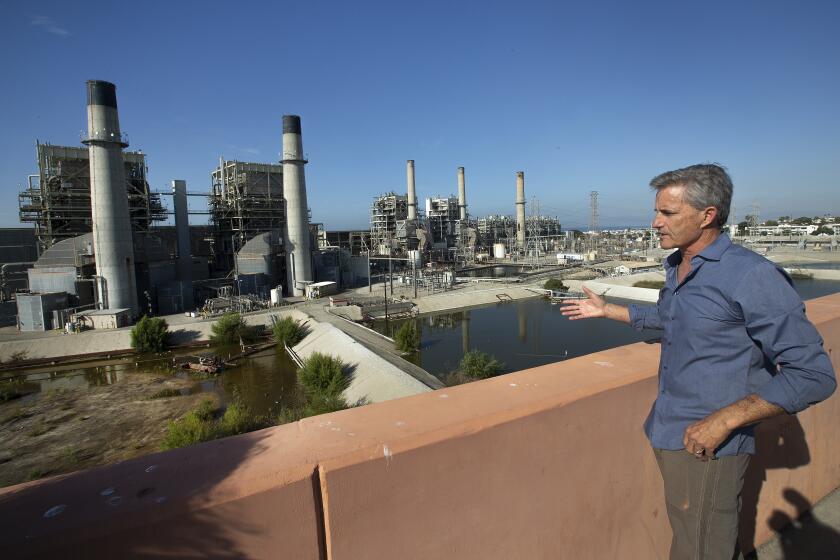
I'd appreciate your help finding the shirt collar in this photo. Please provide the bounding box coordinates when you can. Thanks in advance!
[664,232,732,269]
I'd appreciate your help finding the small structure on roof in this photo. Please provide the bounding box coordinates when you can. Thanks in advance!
[73,308,131,330]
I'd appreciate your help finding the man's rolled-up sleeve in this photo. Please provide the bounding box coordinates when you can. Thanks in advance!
[737,264,836,413]
[628,303,663,331]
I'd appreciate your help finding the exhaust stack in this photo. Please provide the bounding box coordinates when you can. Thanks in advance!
[457,167,467,220]
[282,115,313,297]
[516,171,526,251]
[83,80,138,315]
[407,160,417,221]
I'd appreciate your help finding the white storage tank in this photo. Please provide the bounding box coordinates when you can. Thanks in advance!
[493,243,506,259]
[270,286,284,306]
[407,249,423,268]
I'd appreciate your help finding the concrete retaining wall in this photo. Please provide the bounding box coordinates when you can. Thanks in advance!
[2,294,839,559]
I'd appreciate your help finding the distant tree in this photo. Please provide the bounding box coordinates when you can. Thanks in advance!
[544,278,568,292]
[394,321,420,353]
[764,220,778,227]
[459,350,503,379]
[131,316,169,353]
[778,216,791,223]
[273,316,307,346]
[792,216,812,225]
[210,312,260,345]
[813,225,835,236]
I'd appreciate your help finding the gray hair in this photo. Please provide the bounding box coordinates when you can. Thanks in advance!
[650,163,733,227]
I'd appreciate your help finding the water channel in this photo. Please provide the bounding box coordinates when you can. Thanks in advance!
[4,278,840,414]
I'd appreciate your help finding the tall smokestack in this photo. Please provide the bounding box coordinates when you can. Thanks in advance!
[406,160,417,221]
[457,167,467,220]
[172,180,194,310]
[282,115,313,297]
[83,80,138,315]
[516,171,526,251]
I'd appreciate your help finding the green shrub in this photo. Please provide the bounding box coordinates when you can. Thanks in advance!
[210,312,260,345]
[131,316,169,353]
[632,280,665,289]
[161,398,218,449]
[218,401,271,436]
[273,316,306,346]
[394,321,420,352]
[298,353,349,399]
[544,278,568,292]
[459,350,504,379]
[161,397,274,450]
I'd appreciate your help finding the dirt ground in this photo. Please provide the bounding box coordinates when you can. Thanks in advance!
[0,372,210,489]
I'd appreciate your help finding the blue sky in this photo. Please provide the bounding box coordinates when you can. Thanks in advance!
[1,0,838,230]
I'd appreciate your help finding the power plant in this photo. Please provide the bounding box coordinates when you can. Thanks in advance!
[7,79,568,332]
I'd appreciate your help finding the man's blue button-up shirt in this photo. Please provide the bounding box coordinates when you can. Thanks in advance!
[628,234,835,457]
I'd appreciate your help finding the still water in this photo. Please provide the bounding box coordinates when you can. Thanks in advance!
[373,278,840,381]
[7,346,301,418]
[6,279,839,410]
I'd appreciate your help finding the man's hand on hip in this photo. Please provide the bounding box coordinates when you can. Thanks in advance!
[683,410,732,460]
[684,394,786,460]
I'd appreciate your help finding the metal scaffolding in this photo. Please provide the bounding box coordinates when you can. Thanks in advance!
[17,142,166,254]
[370,192,408,255]
[425,196,459,249]
[209,159,285,271]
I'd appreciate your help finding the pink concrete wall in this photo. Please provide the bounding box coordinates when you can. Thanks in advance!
[2,294,838,559]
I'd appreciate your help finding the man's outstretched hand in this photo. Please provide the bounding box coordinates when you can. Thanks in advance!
[560,286,607,320]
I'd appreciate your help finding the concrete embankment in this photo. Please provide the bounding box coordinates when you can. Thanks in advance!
[413,284,544,314]
[291,320,431,404]
[0,309,293,363]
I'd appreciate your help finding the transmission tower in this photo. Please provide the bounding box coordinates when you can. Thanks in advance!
[589,191,599,232]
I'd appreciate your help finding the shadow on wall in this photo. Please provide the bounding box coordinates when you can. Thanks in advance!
[0,428,325,559]
[739,414,840,558]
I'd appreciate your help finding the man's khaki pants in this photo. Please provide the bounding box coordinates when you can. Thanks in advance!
[654,448,751,560]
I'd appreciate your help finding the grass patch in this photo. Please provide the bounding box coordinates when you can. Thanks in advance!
[160,398,218,449]
[273,316,307,346]
[633,280,665,289]
[210,313,261,346]
[147,388,183,400]
[26,468,50,482]
[131,316,169,353]
[27,419,55,438]
[459,350,504,380]
[394,320,420,353]
[543,278,568,292]
[161,397,273,450]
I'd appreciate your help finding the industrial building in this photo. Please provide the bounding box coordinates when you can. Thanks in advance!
[209,159,284,272]
[8,80,327,330]
[370,192,409,254]
[18,143,166,254]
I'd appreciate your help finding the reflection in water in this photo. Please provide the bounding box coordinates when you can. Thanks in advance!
[373,278,840,381]
[461,311,470,353]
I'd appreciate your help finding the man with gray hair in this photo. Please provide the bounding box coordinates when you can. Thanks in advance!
[561,163,835,559]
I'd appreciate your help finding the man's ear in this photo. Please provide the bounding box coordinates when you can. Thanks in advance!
[700,207,718,229]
